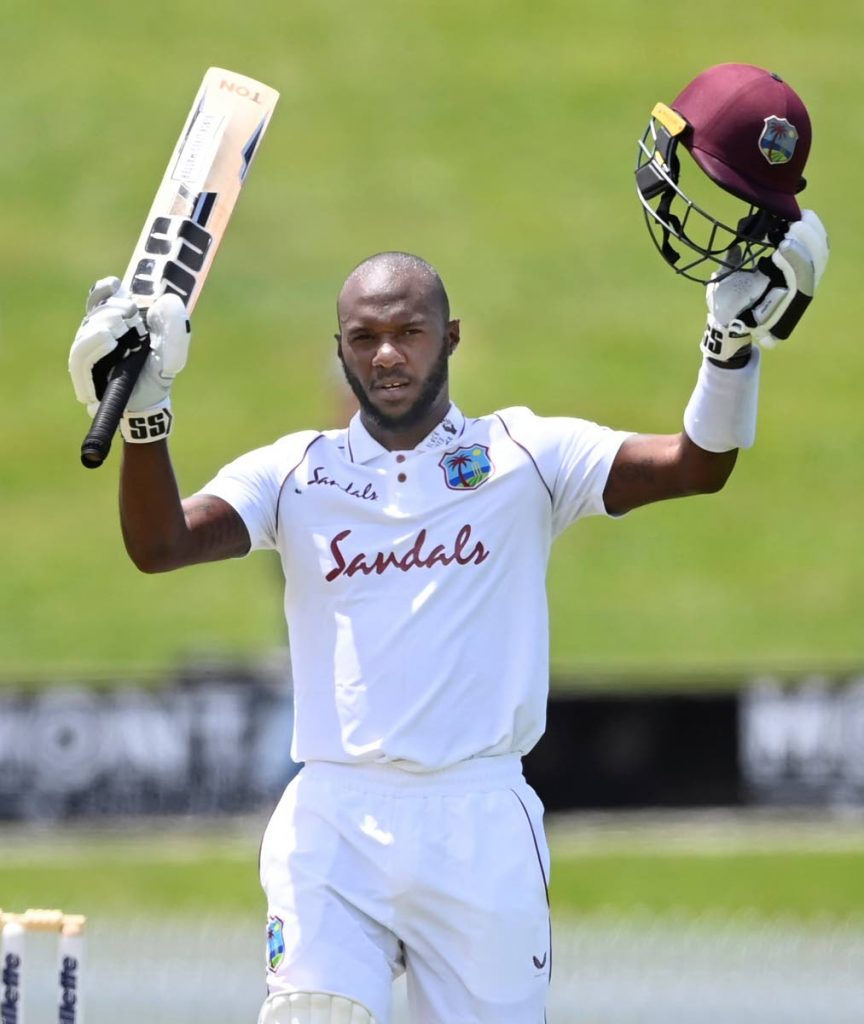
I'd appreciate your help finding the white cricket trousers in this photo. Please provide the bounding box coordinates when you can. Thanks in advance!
[259,755,551,1023]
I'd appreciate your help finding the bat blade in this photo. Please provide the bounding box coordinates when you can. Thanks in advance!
[122,67,279,315]
[80,67,279,468]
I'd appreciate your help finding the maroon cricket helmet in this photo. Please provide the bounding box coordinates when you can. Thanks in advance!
[635,63,813,283]
[673,63,810,220]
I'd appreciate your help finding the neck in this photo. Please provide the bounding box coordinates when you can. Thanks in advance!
[361,392,452,451]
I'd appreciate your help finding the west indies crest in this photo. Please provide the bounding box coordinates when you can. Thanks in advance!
[439,445,494,490]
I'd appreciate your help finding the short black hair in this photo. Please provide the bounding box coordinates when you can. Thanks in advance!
[342,251,450,323]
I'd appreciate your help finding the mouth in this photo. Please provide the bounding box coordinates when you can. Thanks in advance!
[374,379,412,394]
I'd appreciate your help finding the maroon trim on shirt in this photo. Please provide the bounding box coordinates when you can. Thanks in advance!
[494,413,553,504]
[274,433,325,535]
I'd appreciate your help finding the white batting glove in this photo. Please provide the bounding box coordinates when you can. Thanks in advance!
[69,277,145,414]
[700,210,829,364]
[69,277,191,442]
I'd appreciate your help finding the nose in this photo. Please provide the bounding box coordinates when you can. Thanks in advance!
[372,339,404,368]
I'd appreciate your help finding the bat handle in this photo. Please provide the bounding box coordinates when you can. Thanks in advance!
[80,343,151,468]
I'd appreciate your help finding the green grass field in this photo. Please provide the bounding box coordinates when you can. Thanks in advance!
[6,820,862,1022]
[2,0,862,681]
[3,817,863,923]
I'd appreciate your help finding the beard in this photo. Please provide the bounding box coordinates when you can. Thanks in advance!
[339,341,450,431]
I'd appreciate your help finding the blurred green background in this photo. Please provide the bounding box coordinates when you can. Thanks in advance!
[4,818,861,1019]
[1,0,861,681]
[5,817,864,921]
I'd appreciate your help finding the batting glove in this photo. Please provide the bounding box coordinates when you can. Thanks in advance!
[700,210,829,365]
[69,277,191,442]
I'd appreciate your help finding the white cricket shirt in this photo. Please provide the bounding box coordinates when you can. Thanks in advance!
[200,405,630,771]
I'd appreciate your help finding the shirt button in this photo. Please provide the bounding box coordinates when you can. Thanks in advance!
[397,473,407,483]
[396,454,406,463]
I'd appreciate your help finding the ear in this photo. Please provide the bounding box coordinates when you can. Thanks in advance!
[446,319,461,355]
[334,333,343,357]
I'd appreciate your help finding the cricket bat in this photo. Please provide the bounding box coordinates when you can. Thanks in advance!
[80,67,279,468]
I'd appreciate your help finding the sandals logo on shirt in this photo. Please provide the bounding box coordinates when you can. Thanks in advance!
[439,445,494,490]
[266,915,285,971]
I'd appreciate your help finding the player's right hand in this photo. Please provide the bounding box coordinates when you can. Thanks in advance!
[69,277,146,416]
[69,277,191,440]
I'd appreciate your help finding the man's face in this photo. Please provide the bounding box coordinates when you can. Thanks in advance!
[336,273,458,432]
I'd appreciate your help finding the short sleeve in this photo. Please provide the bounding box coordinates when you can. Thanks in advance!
[496,407,633,537]
[196,431,322,552]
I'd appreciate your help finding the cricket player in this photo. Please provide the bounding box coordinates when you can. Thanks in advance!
[68,64,828,1023]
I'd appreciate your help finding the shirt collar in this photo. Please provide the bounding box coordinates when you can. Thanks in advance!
[346,404,466,464]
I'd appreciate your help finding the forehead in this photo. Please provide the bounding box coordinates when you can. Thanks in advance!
[338,268,440,327]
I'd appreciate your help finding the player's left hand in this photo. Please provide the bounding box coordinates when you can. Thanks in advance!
[700,209,829,363]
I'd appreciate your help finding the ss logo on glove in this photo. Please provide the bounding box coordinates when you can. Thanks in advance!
[125,408,174,441]
[702,322,748,358]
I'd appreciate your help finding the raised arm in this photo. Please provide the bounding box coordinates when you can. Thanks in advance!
[603,431,737,516]
[120,441,249,573]
[604,210,829,516]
